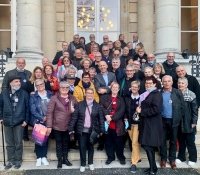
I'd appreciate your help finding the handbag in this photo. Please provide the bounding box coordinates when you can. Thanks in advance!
[132,112,140,122]
[32,123,48,146]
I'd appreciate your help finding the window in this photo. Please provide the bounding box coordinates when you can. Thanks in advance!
[181,0,198,53]
[75,0,120,43]
[0,0,16,54]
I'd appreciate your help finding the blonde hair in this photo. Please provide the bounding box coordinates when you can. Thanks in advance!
[153,63,165,74]
[30,66,44,83]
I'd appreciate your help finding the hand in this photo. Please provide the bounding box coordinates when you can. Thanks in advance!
[46,128,52,136]
[21,121,27,127]
[99,133,103,136]
[105,115,112,122]
[43,116,47,122]
[192,124,196,128]
[50,82,54,87]
[98,88,107,94]
[70,133,75,141]
[136,106,141,113]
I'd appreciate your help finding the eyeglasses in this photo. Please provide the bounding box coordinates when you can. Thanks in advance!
[103,38,108,39]
[126,70,134,72]
[64,60,70,62]
[103,50,109,51]
[83,76,90,79]
[36,83,44,87]
[60,86,69,89]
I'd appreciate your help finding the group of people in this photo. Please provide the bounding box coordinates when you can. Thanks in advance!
[0,32,199,175]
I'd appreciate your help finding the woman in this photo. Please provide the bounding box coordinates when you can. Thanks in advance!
[176,77,198,166]
[136,76,163,175]
[153,63,165,84]
[73,72,99,102]
[57,56,77,81]
[46,81,77,168]
[27,66,51,94]
[125,81,141,173]
[43,64,59,94]
[77,58,92,79]
[68,88,104,172]
[29,79,53,167]
[100,82,126,165]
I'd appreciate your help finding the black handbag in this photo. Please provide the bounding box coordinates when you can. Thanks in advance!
[132,112,140,122]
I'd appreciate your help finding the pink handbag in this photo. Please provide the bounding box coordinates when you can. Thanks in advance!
[32,123,48,146]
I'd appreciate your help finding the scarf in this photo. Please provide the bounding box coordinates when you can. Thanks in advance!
[182,88,196,102]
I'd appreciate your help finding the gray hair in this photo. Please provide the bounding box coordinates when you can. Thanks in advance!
[178,77,188,85]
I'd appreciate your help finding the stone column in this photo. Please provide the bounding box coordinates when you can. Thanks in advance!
[155,0,181,58]
[15,0,43,59]
[138,0,154,53]
[42,0,57,60]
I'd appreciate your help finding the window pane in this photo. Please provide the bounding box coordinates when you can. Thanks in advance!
[99,0,119,32]
[0,6,11,29]
[181,0,198,6]
[0,0,10,4]
[77,0,95,31]
[181,32,198,53]
[181,8,198,31]
[0,31,11,50]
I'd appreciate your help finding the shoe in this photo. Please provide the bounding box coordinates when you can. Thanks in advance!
[105,159,113,165]
[137,159,142,163]
[97,145,104,151]
[160,160,166,168]
[130,164,136,173]
[149,171,157,175]
[4,162,13,170]
[89,164,95,171]
[120,160,126,165]
[62,158,72,166]
[57,159,62,169]
[170,161,176,169]
[14,163,21,169]
[144,168,150,174]
[41,157,49,166]
[23,137,29,141]
[80,166,85,172]
[176,159,183,164]
[188,161,196,166]
[36,158,42,167]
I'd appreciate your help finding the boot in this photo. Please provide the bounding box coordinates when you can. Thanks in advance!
[57,159,62,169]
[63,157,72,166]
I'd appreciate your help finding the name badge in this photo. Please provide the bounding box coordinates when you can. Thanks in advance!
[169,100,172,104]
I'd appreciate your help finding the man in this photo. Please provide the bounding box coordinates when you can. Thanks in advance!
[0,75,29,169]
[52,41,68,65]
[91,52,102,74]
[160,75,184,169]
[94,61,116,95]
[2,58,32,91]
[120,46,130,69]
[132,32,140,49]
[175,65,200,107]
[68,34,83,59]
[101,45,112,69]
[119,34,127,49]
[42,57,51,67]
[100,35,109,52]
[72,49,83,70]
[85,34,99,54]
[141,53,156,71]
[162,52,179,81]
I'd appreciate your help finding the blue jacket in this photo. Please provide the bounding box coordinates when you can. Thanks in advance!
[29,90,53,125]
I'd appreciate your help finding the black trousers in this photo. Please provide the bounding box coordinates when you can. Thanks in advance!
[54,130,70,160]
[160,118,178,162]
[143,145,157,171]
[177,131,197,162]
[105,128,126,161]
[78,132,94,166]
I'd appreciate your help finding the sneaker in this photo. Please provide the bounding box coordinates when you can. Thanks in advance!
[89,164,95,171]
[4,162,13,170]
[176,159,183,164]
[80,166,85,172]
[119,159,126,165]
[14,162,21,169]
[36,158,42,167]
[130,164,137,173]
[188,161,196,166]
[41,157,49,166]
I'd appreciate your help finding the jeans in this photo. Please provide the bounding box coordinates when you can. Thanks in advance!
[4,124,24,164]
[105,128,126,161]
[160,118,178,162]
[35,141,48,159]
[78,132,94,166]
[177,131,197,162]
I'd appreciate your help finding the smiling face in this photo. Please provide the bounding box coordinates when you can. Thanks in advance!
[44,65,53,76]
[111,83,120,95]
[34,69,43,79]
[99,61,108,73]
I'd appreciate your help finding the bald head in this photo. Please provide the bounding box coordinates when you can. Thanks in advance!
[176,65,186,78]
[16,58,26,70]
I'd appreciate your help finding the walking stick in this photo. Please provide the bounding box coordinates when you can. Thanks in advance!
[1,122,6,166]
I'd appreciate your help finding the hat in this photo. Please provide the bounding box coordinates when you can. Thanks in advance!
[9,75,21,83]
[67,74,76,80]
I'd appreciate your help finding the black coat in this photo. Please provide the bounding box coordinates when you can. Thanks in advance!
[0,89,29,127]
[68,100,104,135]
[26,80,52,94]
[162,60,179,81]
[52,51,63,65]
[100,94,125,136]
[139,89,163,147]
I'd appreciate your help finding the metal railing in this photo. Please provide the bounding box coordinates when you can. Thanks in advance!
[182,50,200,77]
[0,49,12,77]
